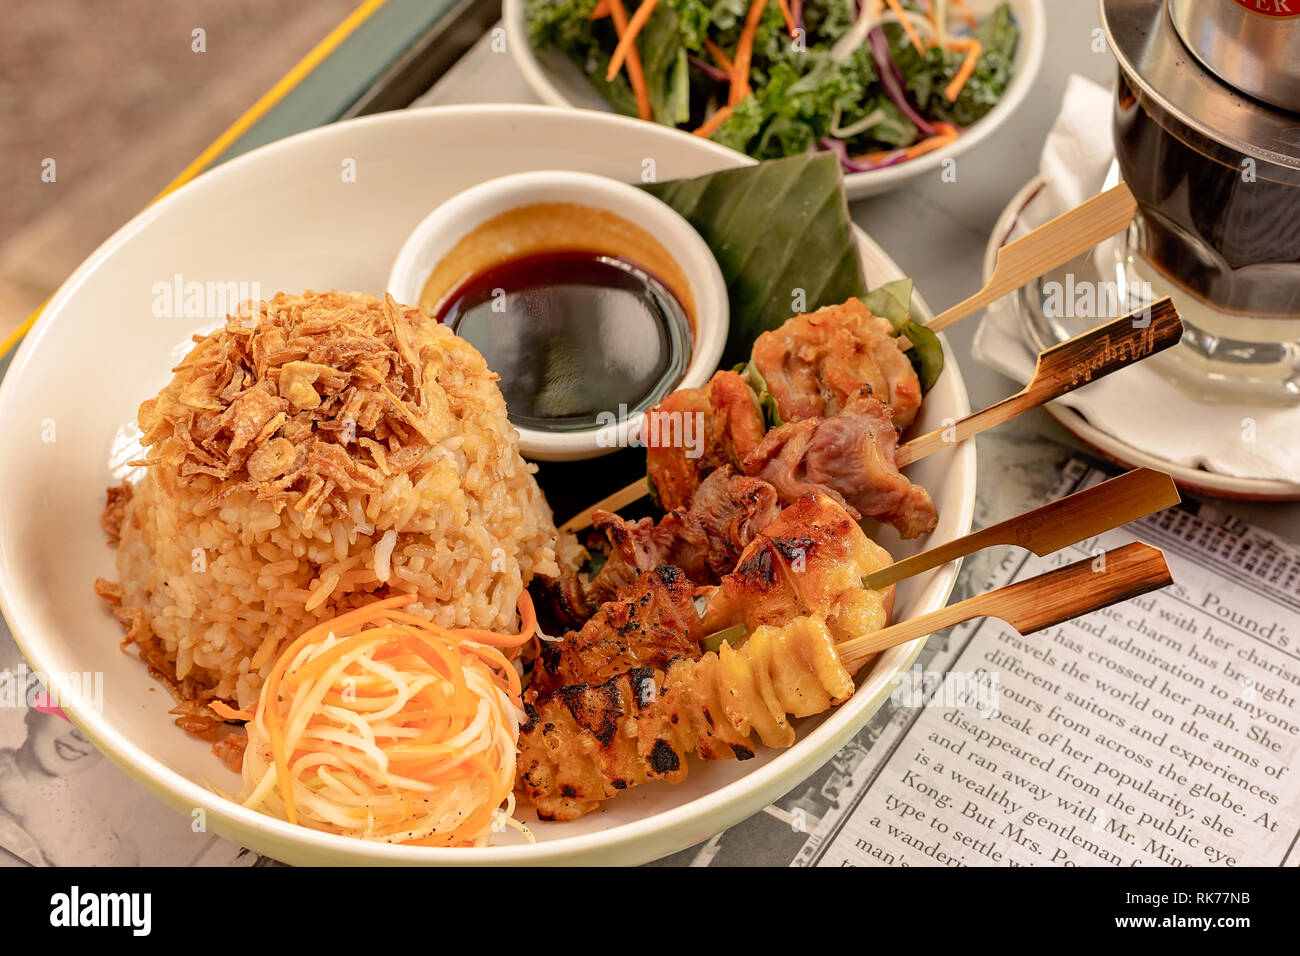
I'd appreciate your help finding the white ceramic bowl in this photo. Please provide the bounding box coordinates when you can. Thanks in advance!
[387,169,729,461]
[504,0,1045,200]
[0,104,974,866]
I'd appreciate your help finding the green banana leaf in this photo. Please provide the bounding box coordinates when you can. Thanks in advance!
[642,151,866,368]
[643,151,943,390]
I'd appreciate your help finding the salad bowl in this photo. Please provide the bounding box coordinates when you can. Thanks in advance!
[506,0,1044,200]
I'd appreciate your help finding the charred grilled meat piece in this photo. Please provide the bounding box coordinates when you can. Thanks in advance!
[645,370,767,512]
[527,564,703,703]
[528,571,596,637]
[750,298,922,429]
[585,467,780,607]
[517,615,855,821]
[743,390,937,539]
[701,492,894,645]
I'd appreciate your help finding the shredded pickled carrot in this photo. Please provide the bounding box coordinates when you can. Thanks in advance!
[209,700,253,722]
[238,591,535,846]
[703,37,733,74]
[589,0,611,18]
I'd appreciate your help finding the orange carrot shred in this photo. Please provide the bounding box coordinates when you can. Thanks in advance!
[605,0,660,83]
[608,0,652,120]
[209,700,253,722]
[703,37,733,74]
[951,0,978,30]
[884,0,926,53]
[775,0,796,36]
[858,121,959,163]
[943,38,981,101]
[589,0,611,18]
[693,105,734,138]
[729,0,768,106]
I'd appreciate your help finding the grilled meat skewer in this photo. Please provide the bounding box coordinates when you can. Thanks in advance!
[517,615,854,822]
[750,298,922,429]
[743,391,938,539]
[527,564,702,704]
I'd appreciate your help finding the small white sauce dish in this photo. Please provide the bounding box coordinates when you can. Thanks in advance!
[388,169,729,461]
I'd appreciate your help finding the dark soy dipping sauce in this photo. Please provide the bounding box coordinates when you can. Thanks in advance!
[436,251,690,431]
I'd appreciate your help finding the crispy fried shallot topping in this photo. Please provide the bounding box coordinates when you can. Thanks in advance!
[132,291,444,520]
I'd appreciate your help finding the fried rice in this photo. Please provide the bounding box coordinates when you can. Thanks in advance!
[95,290,564,737]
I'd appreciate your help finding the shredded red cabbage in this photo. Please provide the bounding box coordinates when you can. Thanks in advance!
[866,25,936,137]
[820,136,908,172]
[688,54,730,83]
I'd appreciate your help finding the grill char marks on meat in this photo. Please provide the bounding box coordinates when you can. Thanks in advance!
[527,565,703,703]
[743,390,937,539]
[517,616,854,821]
[751,297,923,430]
[585,467,781,607]
[701,492,895,645]
[645,370,767,513]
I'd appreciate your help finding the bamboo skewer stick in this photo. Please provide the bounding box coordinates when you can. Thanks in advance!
[561,301,1181,533]
[863,468,1180,590]
[559,477,651,535]
[925,182,1137,334]
[838,542,1173,674]
[895,298,1182,466]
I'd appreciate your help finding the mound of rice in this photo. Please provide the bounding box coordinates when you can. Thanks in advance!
[95,290,563,733]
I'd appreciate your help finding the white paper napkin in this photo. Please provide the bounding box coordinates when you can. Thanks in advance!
[972,74,1300,484]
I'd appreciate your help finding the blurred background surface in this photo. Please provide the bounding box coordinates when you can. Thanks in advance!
[0,0,356,342]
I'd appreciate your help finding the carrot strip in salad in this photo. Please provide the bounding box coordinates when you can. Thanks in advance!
[260,592,419,825]
[884,0,926,54]
[943,37,982,101]
[589,0,610,19]
[951,0,979,30]
[856,121,958,163]
[729,0,768,106]
[703,37,733,74]
[608,0,653,120]
[693,105,733,137]
[604,0,659,82]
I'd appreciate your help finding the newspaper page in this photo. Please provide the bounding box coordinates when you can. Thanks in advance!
[798,463,1300,868]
